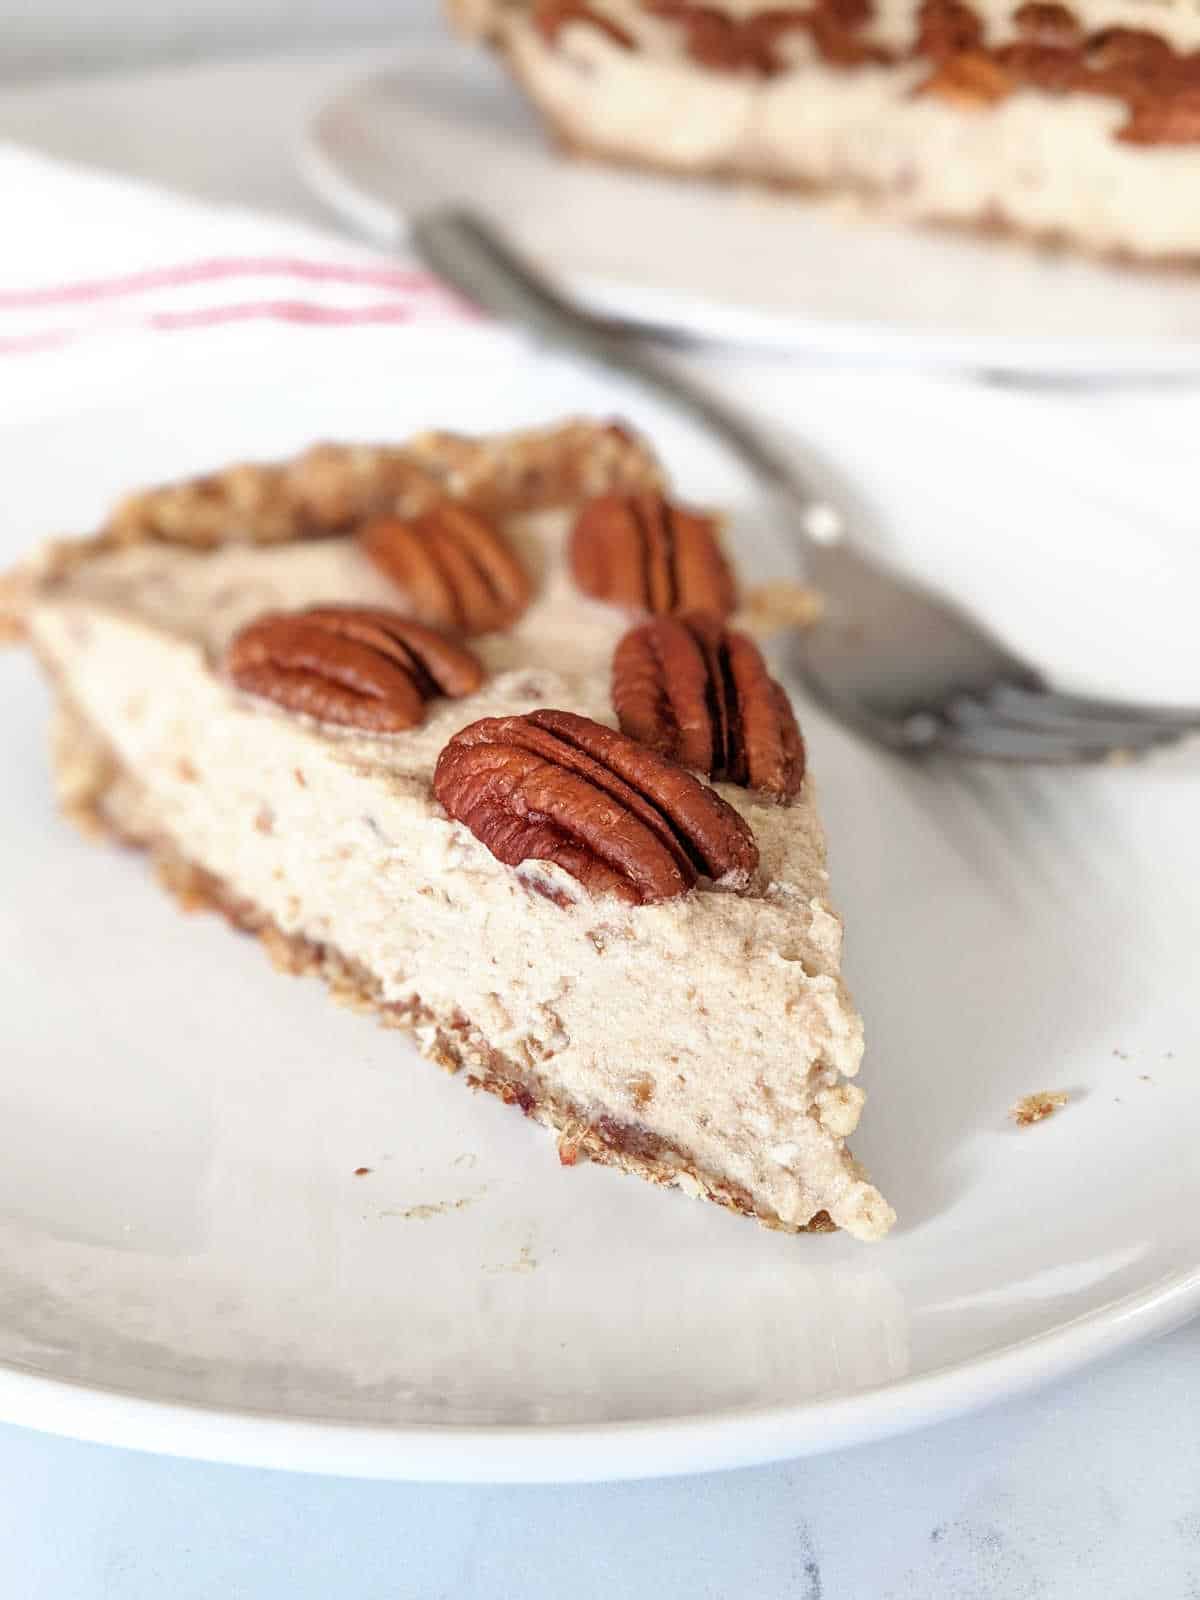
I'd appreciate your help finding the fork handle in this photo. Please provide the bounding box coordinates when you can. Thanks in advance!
[411,208,814,507]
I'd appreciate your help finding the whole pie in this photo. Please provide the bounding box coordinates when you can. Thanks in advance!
[2,419,894,1241]
[450,0,1200,260]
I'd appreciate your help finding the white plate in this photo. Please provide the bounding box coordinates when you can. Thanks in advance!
[303,43,1200,378]
[2,326,1199,1482]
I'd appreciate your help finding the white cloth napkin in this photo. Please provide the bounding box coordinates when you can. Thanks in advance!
[0,145,472,354]
[1,142,1197,707]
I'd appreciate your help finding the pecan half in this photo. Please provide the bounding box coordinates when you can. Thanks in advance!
[993,37,1083,91]
[917,49,1013,104]
[534,0,636,48]
[1083,24,1175,74]
[1121,87,1200,145]
[358,501,531,636]
[613,614,805,799]
[915,0,983,58]
[1011,1,1083,48]
[226,605,484,732]
[433,709,758,904]
[569,492,737,618]
[648,4,815,75]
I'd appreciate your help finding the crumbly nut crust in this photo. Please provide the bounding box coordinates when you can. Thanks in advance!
[0,419,663,643]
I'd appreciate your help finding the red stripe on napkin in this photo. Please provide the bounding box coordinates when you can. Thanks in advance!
[0,257,441,311]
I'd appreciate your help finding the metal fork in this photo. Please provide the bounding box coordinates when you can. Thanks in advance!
[412,208,1200,762]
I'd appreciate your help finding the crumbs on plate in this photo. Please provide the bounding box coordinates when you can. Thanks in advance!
[1011,1090,1070,1127]
[738,581,823,638]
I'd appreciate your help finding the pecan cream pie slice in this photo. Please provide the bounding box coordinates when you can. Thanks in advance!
[451,0,1200,260]
[3,420,894,1240]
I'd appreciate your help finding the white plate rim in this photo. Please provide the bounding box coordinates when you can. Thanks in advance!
[4,327,1199,1486]
[3,1265,1197,1481]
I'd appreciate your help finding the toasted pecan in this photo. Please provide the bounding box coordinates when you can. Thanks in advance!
[914,0,983,57]
[647,3,813,73]
[569,492,737,618]
[226,605,483,732]
[358,501,531,636]
[520,0,1200,149]
[434,708,758,903]
[613,613,805,799]
[534,0,636,47]
[1120,85,1200,143]
[917,48,1014,103]
[1011,1,1083,47]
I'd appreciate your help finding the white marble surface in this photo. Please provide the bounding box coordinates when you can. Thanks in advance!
[0,1327,1198,1596]
[1,40,1198,1596]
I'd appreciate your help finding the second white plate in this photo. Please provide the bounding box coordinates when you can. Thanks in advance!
[304,41,1200,377]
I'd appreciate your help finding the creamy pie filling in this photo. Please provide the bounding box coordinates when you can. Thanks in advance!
[29,509,894,1240]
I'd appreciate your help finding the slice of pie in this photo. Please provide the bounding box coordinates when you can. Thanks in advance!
[450,0,1200,262]
[3,419,894,1240]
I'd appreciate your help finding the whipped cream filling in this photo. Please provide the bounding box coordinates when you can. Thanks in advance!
[30,510,894,1240]
[499,12,1200,257]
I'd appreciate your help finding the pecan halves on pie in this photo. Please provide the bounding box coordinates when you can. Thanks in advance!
[357,501,531,636]
[433,709,758,904]
[534,0,637,48]
[569,492,738,618]
[1119,87,1200,145]
[226,605,484,733]
[916,49,1014,104]
[612,614,805,799]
